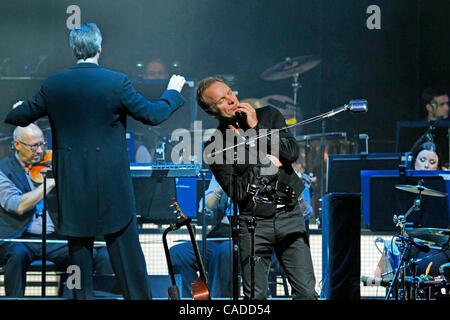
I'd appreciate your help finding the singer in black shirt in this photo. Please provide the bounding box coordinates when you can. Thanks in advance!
[195,77,318,300]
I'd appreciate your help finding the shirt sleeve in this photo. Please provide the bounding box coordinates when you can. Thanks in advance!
[198,175,221,213]
[0,170,22,214]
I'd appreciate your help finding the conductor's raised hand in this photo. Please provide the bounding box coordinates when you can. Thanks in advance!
[167,75,186,93]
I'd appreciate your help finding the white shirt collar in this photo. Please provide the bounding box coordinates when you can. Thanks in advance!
[77,57,99,65]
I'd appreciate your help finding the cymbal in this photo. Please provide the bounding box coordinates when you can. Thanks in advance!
[406,228,450,245]
[261,55,321,81]
[241,98,263,109]
[258,94,300,123]
[395,184,447,197]
[258,94,295,110]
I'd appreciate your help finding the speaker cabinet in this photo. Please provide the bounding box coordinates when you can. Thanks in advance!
[321,193,361,300]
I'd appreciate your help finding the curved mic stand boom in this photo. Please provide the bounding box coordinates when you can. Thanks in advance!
[206,99,368,300]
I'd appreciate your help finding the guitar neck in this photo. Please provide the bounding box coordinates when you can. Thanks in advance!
[185,221,208,283]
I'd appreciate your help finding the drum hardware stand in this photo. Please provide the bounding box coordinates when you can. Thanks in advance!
[386,180,424,300]
[207,100,368,300]
[291,71,301,137]
[409,258,419,300]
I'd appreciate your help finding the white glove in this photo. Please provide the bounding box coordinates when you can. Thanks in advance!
[12,100,23,109]
[166,74,186,93]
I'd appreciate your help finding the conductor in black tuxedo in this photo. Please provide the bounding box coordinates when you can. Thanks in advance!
[4,23,187,299]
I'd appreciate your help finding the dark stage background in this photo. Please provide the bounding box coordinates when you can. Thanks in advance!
[0,0,449,155]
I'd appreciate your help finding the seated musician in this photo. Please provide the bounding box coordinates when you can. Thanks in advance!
[0,124,113,297]
[422,86,449,122]
[412,141,442,171]
[409,141,450,278]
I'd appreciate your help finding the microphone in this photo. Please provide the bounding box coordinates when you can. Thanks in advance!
[398,235,430,253]
[325,99,368,118]
[347,99,368,112]
[361,276,391,287]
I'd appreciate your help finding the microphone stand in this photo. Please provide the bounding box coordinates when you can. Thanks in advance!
[207,101,368,159]
[404,118,442,170]
[207,101,367,300]
[41,169,51,297]
[231,148,240,300]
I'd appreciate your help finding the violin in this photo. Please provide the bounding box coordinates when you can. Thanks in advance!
[29,150,52,184]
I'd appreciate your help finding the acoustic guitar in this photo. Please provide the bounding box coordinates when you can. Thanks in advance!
[171,198,211,300]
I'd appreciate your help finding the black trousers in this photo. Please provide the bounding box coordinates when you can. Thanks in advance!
[238,205,318,300]
[67,217,151,300]
[0,234,69,297]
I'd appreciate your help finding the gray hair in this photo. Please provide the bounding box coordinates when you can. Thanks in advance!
[69,23,102,60]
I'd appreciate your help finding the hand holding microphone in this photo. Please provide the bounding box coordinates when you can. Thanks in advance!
[236,103,258,128]
[167,74,186,93]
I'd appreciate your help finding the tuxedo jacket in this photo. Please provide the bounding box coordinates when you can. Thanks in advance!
[5,63,185,237]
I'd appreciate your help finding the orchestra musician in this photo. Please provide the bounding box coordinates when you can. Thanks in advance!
[422,86,449,122]
[410,141,450,277]
[0,124,112,297]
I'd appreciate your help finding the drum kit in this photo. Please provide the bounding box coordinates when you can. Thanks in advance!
[259,55,320,128]
[382,179,450,300]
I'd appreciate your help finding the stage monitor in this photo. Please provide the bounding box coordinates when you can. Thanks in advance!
[396,120,450,167]
[326,153,402,194]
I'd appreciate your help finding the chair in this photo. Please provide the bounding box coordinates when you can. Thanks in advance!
[0,259,66,297]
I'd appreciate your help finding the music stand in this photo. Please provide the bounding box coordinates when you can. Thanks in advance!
[132,176,177,224]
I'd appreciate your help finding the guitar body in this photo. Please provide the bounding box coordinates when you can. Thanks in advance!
[191,278,210,300]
